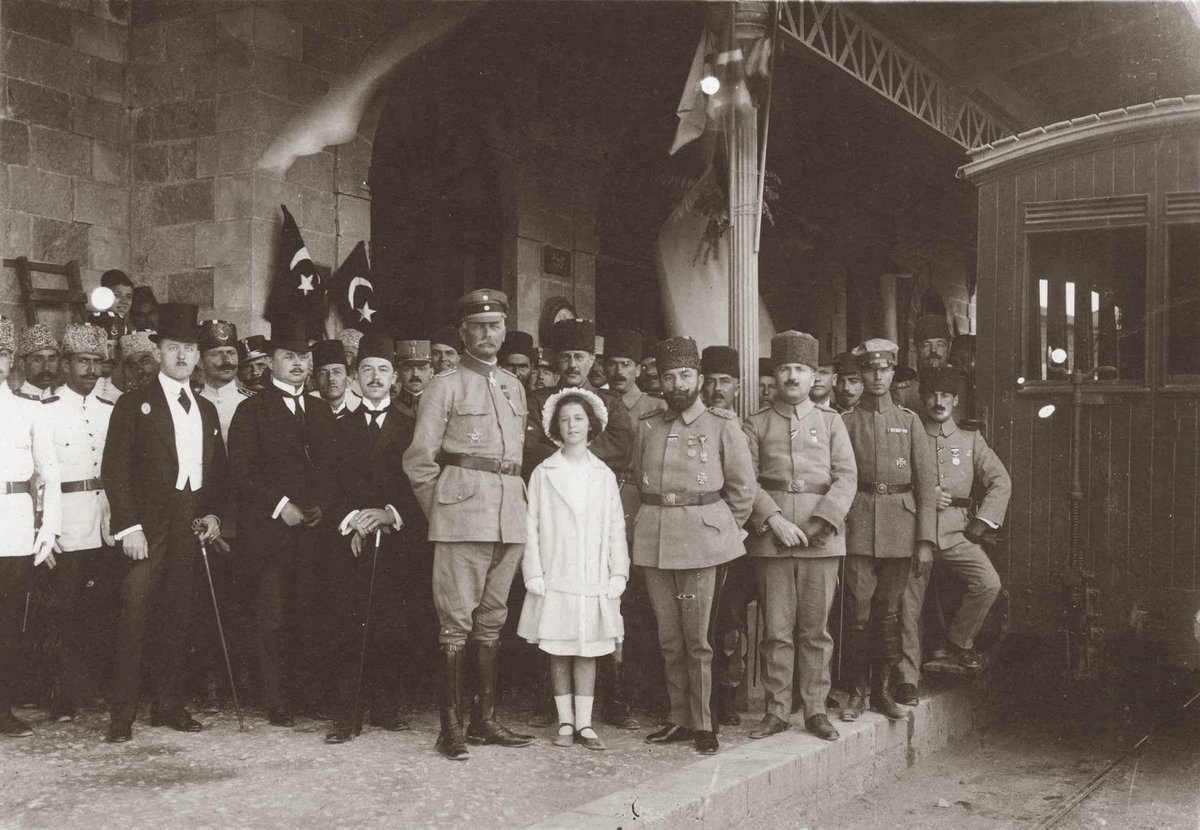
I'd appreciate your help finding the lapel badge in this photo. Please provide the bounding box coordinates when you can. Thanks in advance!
[895,456,907,468]
[141,403,151,415]
[697,472,708,485]
[809,427,819,444]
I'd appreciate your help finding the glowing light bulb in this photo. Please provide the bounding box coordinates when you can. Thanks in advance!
[1016,376,1025,386]
[1050,347,1068,365]
[700,75,720,95]
[1038,404,1056,419]
[90,286,115,312]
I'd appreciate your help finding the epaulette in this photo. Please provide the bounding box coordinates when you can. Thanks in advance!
[815,402,835,412]
[238,387,255,397]
[499,366,519,379]
[436,368,458,377]
[898,405,918,416]
[96,397,115,406]
[40,395,59,404]
[639,409,661,421]
[958,420,981,432]
[751,404,771,415]
[16,391,40,401]
[707,406,737,419]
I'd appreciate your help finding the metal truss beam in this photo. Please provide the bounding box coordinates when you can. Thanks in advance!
[778,1,1019,150]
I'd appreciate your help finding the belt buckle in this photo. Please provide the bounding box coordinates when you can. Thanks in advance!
[663,492,677,506]
[788,479,802,493]
[875,482,888,495]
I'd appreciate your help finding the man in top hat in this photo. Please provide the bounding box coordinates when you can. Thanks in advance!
[832,352,863,413]
[895,367,1009,705]
[101,270,135,320]
[596,329,666,730]
[228,317,341,727]
[429,325,462,376]
[394,339,433,420]
[839,338,936,723]
[119,330,159,394]
[402,288,533,761]
[633,337,756,756]
[236,335,271,394]
[758,357,777,410]
[16,322,60,401]
[101,303,225,742]
[524,319,634,475]
[810,345,836,408]
[698,344,754,725]
[499,331,535,388]
[0,315,61,737]
[311,339,360,420]
[41,323,119,722]
[325,332,429,743]
[529,346,558,392]
[896,315,954,412]
[742,332,857,742]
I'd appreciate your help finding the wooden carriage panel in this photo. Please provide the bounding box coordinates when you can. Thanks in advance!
[1172,400,1198,591]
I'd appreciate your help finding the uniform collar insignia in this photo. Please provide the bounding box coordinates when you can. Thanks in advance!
[857,392,894,414]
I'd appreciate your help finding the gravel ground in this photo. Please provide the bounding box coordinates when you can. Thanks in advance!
[0,704,751,830]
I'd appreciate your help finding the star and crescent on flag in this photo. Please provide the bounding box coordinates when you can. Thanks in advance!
[329,240,382,328]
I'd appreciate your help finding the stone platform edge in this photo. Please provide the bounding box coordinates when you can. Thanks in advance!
[528,678,994,829]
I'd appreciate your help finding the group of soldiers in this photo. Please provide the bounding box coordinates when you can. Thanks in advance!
[0,282,1010,760]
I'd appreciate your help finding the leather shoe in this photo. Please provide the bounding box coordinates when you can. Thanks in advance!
[576,727,607,751]
[49,708,77,724]
[893,683,919,706]
[694,730,719,755]
[106,719,132,743]
[325,721,361,744]
[0,712,33,738]
[805,714,840,741]
[150,708,202,732]
[870,691,908,721]
[748,712,788,739]
[601,708,641,730]
[841,694,865,722]
[645,723,693,744]
[466,719,533,747]
[951,646,984,671]
[267,707,295,727]
[369,712,411,732]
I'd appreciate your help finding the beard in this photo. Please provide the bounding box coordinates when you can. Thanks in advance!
[665,386,700,413]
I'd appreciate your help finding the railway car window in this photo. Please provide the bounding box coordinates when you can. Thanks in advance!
[1166,224,1200,382]
[1027,227,1146,382]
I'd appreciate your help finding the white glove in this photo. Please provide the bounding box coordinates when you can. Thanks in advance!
[607,575,627,600]
[33,530,57,568]
[525,576,546,597]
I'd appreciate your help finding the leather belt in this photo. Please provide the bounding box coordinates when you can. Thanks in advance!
[616,471,635,487]
[858,481,913,495]
[1,481,32,495]
[757,477,830,495]
[640,491,722,507]
[62,478,104,494]
[948,497,973,508]
[442,454,522,477]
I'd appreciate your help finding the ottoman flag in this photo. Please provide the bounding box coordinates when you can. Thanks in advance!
[328,240,382,331]
[266,204,324,325]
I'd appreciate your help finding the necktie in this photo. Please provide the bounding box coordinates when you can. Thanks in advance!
[366,409,383,435]
[178,389,191,414]
[289,393,305,428]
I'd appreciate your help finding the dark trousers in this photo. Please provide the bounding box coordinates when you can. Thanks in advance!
[329,533,410,721]
[111,490,201,722]
[844,554,911,670]
[714,556,757,690]
[252,525,329,711]
[48,547,120,711]
[0,556,34,713]
[189,539,252,696]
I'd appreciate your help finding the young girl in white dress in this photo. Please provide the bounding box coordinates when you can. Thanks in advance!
[517,388,629,750]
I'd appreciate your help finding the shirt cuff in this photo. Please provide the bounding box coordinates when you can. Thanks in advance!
[385,505,403,531]
[339,510,360,536]
[979,517,999,529]
[272,497,290,520]
[114,524,142,541]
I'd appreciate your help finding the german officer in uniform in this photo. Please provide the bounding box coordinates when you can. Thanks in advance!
[530,346,559,392]
[742,332,857,741]
[600,329,666,729]
[394,339,433,420]
[840,338,936,722]
[0,315,61,737]
[896,367,1009,704]
[633,337,756,755]
[42,324,117,722]
[402,289,533,761]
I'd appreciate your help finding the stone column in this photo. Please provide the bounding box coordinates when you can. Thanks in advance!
[728,106,759,420]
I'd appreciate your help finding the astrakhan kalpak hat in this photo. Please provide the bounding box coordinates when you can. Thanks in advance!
[853,338,898,368]
[120,330,157,357]
[604,330,643,362]
[913,314,952,343]
[550,319,596,354]
[655,336,701,373]
[701,345,740,377]
[311,339,347,368]
[771,330,819,369]
[16,322,59,357]
[61,323,108,358]
[0,316,16,352]
[919,365,965,396]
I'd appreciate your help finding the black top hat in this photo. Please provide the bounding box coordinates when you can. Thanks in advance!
[358,332,395,367]
[311,339,347,368]
[149,303,201,343]
[701,345,740,378]
[267,317,311,354]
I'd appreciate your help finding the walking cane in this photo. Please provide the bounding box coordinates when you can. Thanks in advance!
[351,529,384,731]
[198,540,246,732]
[20,589,31,633]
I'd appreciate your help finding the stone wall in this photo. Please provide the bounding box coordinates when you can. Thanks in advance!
[1,0,130,326]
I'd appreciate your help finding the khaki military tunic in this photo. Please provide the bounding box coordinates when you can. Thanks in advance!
[925,419,1011,548]
[617,386,667,532]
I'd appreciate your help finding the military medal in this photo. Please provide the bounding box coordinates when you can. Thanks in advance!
[698,434,709,462]
[809,427,819,444]
[643,472,650,486]
[468,429,481,443]
[896,457,907,468]
[687,449,697,458]
[951,447,962,466]
[697,472,708,485]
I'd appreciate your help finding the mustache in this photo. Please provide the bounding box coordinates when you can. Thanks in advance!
[215,363,236,370]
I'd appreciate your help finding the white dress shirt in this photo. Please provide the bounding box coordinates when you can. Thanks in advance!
[158,372,204,491]
[338,397,402,536]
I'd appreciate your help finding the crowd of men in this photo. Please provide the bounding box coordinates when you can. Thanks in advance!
[0,279,1010,760]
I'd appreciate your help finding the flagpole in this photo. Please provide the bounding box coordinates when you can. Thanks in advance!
[753,2,780,254]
